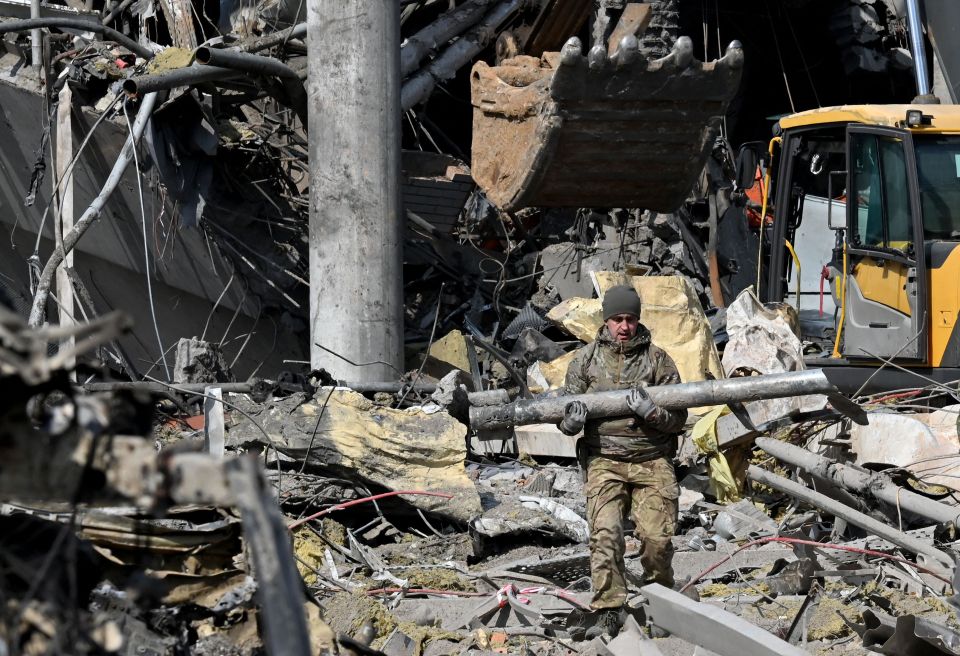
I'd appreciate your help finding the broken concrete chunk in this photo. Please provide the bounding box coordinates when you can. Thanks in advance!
[519,495,589,542]
[173,337,233,384]
[227,389,482,523]
[514,423,578,458]
[712,499,777,540]
[428,369,474,422]
[546,297,603,342]
[651,236,669,261]
[425,329,472,374]
[471,495,587,549]
[552,469,583,496]
[651,212,681,240]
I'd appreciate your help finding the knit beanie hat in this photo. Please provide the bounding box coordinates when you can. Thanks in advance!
[602,285,641,320]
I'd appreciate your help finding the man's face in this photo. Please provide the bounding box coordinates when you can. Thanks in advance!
[605,313,639,342]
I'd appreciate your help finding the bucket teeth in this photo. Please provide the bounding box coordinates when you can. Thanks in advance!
[587,44,607,71]
[721,40,745,70]
[560,37,582,66]
[614,34,639,68]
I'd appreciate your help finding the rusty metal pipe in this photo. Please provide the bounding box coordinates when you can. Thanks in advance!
[123,65,242,95]
[195,47,308,125]
[469,369,843,430]
[195,46,298,78]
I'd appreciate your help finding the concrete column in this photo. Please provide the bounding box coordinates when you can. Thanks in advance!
[308,0,404,382]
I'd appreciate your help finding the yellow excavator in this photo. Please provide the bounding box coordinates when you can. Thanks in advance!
[469,2,744,212]
[742,103,960,391]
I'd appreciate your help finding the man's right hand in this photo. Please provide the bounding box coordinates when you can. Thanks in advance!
[559,400,588,435]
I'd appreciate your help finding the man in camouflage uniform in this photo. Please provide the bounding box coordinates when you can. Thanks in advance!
[558,285,687,638]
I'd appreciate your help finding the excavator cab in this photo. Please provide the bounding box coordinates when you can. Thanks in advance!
[842,126,925,362]
[761,106,960,378]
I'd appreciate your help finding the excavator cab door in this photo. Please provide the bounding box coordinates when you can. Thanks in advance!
[842,126,927,362]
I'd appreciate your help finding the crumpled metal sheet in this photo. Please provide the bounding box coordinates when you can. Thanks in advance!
[504,552,592,586]
[712,499,777,540]
[503,305,550,342]
[844,609,960,655]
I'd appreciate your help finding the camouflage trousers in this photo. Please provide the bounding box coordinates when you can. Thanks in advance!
[585,455,679,609]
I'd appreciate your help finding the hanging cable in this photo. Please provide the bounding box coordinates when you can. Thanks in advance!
[123,101,170,381]
[29,93,123,282]
[765,7,796,112]
[714,0,727,137]
[783,4,821,107]
[701,0,708,61]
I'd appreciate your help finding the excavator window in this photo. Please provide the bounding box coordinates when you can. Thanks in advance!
[915,135,960,240]
[850,133,911,252]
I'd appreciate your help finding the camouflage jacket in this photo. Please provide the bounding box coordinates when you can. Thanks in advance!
[562,325,687,461]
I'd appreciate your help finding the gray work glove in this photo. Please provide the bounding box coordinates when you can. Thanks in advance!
[559,400,588,435]
[627,386,659,423]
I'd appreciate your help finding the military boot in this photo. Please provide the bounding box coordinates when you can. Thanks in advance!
[584,607,625,640]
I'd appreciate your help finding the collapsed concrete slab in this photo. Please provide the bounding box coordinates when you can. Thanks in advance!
[227,388,482,523]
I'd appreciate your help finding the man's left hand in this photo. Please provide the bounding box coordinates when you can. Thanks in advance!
[627,386,658,422]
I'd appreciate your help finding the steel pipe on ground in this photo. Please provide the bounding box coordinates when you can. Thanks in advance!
[747,465,954,575]
[470,369,846,430]
[755,437,960,527]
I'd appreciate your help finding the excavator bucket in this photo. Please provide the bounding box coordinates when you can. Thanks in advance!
[470,36,744,212]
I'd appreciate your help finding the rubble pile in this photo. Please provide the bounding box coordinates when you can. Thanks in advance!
[5,275,960,655]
